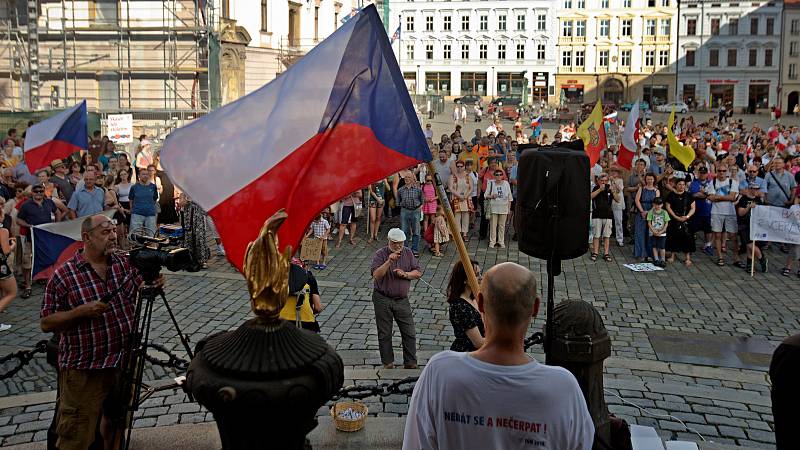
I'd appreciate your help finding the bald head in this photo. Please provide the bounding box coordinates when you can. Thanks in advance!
[81,214,108,236]
[480,262,538,329]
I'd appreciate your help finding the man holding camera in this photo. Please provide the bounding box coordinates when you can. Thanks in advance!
[41,214,162,450]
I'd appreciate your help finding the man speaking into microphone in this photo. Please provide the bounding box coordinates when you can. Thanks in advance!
[40,214,163,450]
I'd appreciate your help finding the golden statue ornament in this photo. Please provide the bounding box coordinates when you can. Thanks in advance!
[243,209,292,323]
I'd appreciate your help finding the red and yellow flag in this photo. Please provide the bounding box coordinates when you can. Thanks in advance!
[577,101,606,166]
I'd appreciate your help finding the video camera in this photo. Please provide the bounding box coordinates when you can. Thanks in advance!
[128,234,192,283]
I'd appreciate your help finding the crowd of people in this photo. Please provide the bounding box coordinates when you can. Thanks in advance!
[0,127,223,332]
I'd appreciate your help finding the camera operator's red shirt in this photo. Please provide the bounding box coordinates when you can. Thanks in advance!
[41,251,142,369]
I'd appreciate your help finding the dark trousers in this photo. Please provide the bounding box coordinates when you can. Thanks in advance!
[372,291,417,366]
[770,339,800,449]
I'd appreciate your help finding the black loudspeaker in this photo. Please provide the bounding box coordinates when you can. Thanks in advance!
[515,140,590,261]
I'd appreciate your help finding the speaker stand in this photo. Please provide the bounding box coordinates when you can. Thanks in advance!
[544,258,560,365]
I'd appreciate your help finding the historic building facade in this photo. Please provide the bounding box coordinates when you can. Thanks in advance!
[555,0,678,106]
[388,0,558,104]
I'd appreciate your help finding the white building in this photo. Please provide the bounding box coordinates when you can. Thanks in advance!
[677,0,782,113]
[388,0,558,104]
[224,0,358,97]
[555,0,678,107]
[780,0,800,113]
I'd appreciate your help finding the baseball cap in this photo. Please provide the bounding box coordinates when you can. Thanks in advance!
[698,166,709,173]
[387,228,407,242]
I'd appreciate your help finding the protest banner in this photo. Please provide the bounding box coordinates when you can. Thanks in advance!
[107,114,133,144]
[749,205,800,245]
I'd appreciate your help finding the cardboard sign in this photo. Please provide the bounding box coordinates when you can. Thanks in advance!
[300,236,323,261]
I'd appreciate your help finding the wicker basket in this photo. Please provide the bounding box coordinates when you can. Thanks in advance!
[331,401,368,432]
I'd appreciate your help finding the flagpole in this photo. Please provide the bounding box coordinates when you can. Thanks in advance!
[426,162,480,297]
[750,242,756,277]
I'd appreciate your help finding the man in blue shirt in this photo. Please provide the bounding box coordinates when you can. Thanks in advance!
[688,166,714,256]
[739,164,766,197]
[17,184,67,298]
[67,172,105,219]
[129,168,159,237]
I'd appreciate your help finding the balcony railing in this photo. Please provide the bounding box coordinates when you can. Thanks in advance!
[657,35,670,43]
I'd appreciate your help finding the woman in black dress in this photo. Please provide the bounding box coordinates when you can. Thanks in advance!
[446,259,484,352]
[665,177,696,266]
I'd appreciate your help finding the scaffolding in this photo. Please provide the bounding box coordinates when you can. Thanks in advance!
[0,0,217,130]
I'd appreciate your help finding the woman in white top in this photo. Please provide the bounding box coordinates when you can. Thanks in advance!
[485,168,513,248]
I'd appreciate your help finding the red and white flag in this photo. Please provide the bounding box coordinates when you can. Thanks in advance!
[618,101,640,170]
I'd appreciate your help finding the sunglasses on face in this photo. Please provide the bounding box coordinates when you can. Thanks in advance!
[32,189,44,194]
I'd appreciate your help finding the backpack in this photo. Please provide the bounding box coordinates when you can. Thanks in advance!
[279,264,314,325]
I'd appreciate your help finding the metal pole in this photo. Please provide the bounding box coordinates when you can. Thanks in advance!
[61,0,67,104]
[675,0,680,103]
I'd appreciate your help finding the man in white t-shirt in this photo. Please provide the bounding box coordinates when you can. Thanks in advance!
[704,165,741,267]
[403,262,594,450]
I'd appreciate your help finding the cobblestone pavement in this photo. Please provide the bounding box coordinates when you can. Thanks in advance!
[1,113,798,448]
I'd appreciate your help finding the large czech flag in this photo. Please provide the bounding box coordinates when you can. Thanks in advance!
[160,5,431,271]
[23,100,88,173]
[31,210,116,280]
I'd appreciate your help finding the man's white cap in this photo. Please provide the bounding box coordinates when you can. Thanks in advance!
[387,228,406,242]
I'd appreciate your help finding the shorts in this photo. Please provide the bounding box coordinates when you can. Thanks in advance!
[56,368,123,450]
[690,216,711,234]
[651,235,666,250]
[340,205,356,225]
[591,218,613,238]
[710,214,737,233]
[738,227,767,248]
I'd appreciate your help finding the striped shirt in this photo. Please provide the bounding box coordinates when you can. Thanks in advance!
[41,251,142,370]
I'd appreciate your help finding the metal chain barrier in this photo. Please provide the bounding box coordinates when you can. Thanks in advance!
[524,332,544,350]
[332,376,419,401]
[3,333,544,383]
[143,343,191,371]
[0,340,48,380]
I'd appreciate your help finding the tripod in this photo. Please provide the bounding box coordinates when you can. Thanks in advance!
[113,281,194,450]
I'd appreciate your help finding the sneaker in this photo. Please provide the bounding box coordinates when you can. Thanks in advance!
[0,323,10,332]
[702,246,715,257]
[499,243,506,248]
[759,257,768,273]
[217,244,226,256]
[412,251,420,258]
[733,261,747,269]
[317,264,327,270]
